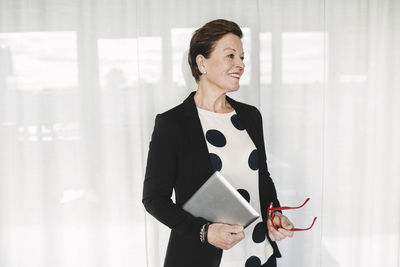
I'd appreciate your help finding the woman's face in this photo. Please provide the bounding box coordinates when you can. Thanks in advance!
[200,33,245,92]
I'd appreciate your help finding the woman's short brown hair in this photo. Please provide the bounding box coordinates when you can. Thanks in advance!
[188,19,243,82]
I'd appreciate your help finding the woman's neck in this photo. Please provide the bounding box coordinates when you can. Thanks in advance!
[194,85,233,113]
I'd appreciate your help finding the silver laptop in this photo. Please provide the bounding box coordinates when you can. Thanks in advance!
[182,171,259,228]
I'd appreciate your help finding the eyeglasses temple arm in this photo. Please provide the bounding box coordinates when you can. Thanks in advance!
[269,198,311,211]
[291,216,317,231]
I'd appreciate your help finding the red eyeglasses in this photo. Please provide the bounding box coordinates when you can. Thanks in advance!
[268,198,317,231]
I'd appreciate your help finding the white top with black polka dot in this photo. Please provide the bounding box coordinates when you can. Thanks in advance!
[197,107,274,267]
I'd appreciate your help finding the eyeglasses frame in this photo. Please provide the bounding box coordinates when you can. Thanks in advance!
[267,198,317,232]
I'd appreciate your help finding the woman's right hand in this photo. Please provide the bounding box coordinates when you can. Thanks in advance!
[207,223,245,250]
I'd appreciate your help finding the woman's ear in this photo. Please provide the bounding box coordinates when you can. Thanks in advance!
[196,54,207,74]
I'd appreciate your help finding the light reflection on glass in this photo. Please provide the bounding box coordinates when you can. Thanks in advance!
[339,74,367,83]
[138,37,162,83]
[98,37,161,89]
[98,38,138,89]
[16,122,81,142]
[240,27,251,86]
[171,28,196,87]
[0,32,77,91]
[259,32,272,85]
[282,32,327,84]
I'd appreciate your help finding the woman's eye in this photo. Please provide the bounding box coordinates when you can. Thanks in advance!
[240,56,244,61]
[227,54,234,59]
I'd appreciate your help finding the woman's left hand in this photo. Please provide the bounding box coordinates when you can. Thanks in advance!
[267,212,294,241]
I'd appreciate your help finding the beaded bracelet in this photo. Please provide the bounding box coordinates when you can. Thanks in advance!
[200,224,205,243]
[200,223,210,243]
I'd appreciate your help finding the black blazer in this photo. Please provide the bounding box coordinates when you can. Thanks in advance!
[142,92,281,267]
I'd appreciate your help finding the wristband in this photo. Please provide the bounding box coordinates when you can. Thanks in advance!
[200,223,210,243]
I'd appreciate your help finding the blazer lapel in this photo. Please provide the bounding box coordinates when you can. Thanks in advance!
[226,96,263,155]
[183,92,214,184]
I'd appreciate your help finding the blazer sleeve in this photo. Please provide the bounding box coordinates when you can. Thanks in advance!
[142,114,208,239]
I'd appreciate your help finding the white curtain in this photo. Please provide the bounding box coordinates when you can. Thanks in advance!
[0,0,399,266]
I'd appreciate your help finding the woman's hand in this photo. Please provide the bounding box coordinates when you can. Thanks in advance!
[267,212,294,241]
[207,223,245,250]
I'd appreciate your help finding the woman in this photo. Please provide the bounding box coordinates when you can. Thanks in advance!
[142,19,294,267]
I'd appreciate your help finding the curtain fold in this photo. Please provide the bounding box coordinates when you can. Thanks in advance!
[0,0,399,266]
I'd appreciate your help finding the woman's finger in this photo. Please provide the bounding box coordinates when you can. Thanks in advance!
[281,216,294,230]
[268,219,289,241]
[223,224,244,234]
[271,228,286,241]
[267,219,282,241]
[278,227,294,238]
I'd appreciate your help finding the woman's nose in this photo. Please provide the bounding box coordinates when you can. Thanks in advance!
[236,57,245,69]
[237,60,245,70]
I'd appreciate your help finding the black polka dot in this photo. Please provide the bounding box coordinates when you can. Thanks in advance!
[237,189,250,202]
[245,256,261,267]
[231,114,245,130]
[252,222,266,243]
[248,149,259,170]
[209,153,222,171]
[206,129,226,147]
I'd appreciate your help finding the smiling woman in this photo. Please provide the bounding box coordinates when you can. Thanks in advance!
[1,1,399,267]
[142,19,294,267]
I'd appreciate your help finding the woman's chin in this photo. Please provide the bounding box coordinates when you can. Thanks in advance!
[227,86,240,92]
